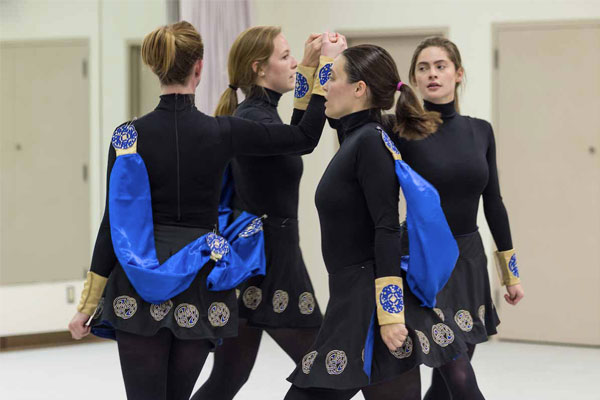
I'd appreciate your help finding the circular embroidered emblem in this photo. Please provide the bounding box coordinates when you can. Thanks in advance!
[478,305,486,326]
[206,233,230,261]
[302,351,318,374]
[380,130,401,157]
[298,292,315,315]
[390,336,413,359]
[93,297,104,320]
[432,323,455,347]
[242,286,262,310]
[325,350,347,375]
[111,124,138,149]
[113,296,137,319]
[208,302,230,327]
[380,284,404,314]
[150,300,173,322]
[415,330,430,354]
[174,303,199,328]
[433,308,445,321]
[238,217,263,238]
[509,254,519,278]
[272,290,289,313]
[454,310,474,332]
[319,63,332,85]
[294,73,310,98]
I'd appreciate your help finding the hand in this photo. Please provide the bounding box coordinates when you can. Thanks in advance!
[301,33,322,67]
[504,283,524,305]
[68,311,91,340]
[321,32,347,58]
[380,323,408,352]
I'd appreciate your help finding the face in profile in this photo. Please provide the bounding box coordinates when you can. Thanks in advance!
[414,46,463,104]
[324,55,362,119]
[259,33,298,94]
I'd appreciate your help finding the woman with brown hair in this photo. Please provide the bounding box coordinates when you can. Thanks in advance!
[284,44,467,400]
[67,21,345,400]
[403,36,525,400]
[192,27,336,400]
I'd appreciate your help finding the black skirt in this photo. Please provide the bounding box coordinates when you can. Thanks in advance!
[287,261,468,390]
[91,224,238,344]
[237,217,323,329]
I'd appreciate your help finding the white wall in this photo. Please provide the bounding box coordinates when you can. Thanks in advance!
[252,0,600,309]
[0,0,166,335]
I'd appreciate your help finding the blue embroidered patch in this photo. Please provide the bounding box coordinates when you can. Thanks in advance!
[319,63,332,86]
[112,123,138,150]
[206,233,230,261]
[508,254,519,278]
[380,284,404,314]
[379,129,401,157]
[294,72,309,98]
[238,217,263,238]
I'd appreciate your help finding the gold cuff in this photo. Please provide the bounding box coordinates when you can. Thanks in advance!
[312,56,334,97]
[375,276,405,325]
[495,249,521,286]
[77,271,108,315]
[293,65,317,110]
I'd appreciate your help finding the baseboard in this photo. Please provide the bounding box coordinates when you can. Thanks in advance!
[0,331,106,352]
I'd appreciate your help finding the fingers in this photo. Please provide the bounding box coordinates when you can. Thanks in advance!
[68,322,90,340]
[307,33,322,42]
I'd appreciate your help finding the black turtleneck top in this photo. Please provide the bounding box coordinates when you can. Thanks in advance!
[397,100,512,251]
[315,110,401,278]
[90,93,326,277]
[231,88,306,219]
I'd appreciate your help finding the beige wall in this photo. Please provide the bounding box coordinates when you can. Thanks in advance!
[252,0,600,308]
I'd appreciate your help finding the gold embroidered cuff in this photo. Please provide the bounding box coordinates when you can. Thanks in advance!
[495,249,521,286]
[77,271,108,315]
[312,56,334,97]
[375,276,406,325]
[293,65,317,110]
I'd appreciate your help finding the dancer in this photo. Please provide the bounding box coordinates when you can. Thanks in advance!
[67,21,345,400]
[192,27,331,400]
[403,36,525,400]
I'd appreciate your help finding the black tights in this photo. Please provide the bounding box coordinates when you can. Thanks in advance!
[191,320,320,400]
[423,344,484,400]
[116,328,211,400]
[284,367,421,400]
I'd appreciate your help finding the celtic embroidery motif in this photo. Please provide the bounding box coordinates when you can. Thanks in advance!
[432,323,455,347]
[113,296,137,320]
[380,284,404,314]
[238,218,263,238]
[298,292,315,315]
[433,307,445,321]
[415,330,430,354]
[454,310,474,332]
[478,305,486,326]
[390,336,413,359]
[294,72,310,98]
[111,124,138,150]
[93,297,104,320]
[272,290,289,313]
[174,303,199,328]
[242,286,262,310]
[509,254,519,278]
[150,300,173,322]
[208,302,230,327]
[302,351,318,374]
[325,350,347,375]
[319,63,332,85]
[380,129,401,157]
[206,233,230,261]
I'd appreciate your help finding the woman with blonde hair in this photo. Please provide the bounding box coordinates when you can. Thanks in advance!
[67,21,345,400]
[192,27,340,400]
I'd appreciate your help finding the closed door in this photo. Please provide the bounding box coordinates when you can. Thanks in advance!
[494,23,600,345]
[129,44,162,119]
[0,41,90,284]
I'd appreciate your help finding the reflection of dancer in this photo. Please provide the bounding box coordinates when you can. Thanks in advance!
[285,45,466,400]
[67,21,341,400]
[402,37,525,400]
[192,28,337,400]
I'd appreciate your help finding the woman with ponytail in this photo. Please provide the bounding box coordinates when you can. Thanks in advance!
[192,27,330,400]
[403,36,524,400]
[67,21,345,400]
[284,44,467,400]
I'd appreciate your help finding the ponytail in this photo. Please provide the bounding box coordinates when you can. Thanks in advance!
[394,83,441,140]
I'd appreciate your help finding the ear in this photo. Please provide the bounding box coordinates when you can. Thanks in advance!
[252,61,261,75]
[354,81,367,99]
[195,59,203,78]
[455,67,464,84]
